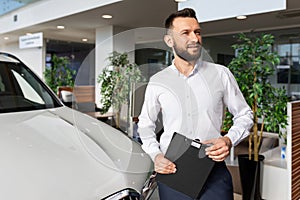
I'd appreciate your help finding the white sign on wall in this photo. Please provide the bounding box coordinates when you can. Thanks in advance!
[179,0,286,22]
[19,32,43,49]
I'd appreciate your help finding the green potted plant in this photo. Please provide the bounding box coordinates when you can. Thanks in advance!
[97,51,144,129]
[44,54,76,94]
[224,33,288,200]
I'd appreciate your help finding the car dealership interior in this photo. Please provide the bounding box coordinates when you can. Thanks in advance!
[1,0,300,199]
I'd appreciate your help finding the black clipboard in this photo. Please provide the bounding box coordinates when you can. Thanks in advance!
[156,132,215,199]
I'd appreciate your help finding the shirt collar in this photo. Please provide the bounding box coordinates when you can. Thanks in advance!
[170,60,201,78]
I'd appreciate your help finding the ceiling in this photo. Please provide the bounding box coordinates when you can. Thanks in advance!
[2,0,300,45]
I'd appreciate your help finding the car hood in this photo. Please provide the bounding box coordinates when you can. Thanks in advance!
[0,107,152,200]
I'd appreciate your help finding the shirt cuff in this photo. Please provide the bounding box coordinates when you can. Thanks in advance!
[148,150,163,162]
[225,128,249,147]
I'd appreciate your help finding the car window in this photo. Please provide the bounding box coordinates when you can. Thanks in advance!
[0,61,61,113]
[12,70,45,104]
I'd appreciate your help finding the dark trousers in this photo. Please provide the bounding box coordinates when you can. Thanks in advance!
[158,162,233,200]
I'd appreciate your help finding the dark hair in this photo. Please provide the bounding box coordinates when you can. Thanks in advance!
[164,8,198,29]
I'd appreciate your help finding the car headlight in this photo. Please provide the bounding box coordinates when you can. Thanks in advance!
[102,189,140,200]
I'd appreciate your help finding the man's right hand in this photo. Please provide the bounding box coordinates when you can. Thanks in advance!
[154,153,177,174]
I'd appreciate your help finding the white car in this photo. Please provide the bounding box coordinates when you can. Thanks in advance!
[0,52,153,200]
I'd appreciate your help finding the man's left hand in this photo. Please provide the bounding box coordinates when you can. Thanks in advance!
[202,136,232,162]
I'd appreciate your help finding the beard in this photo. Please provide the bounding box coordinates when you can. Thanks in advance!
[173,42,202,62]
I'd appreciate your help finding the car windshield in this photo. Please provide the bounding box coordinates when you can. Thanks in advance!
[0,58,61,113]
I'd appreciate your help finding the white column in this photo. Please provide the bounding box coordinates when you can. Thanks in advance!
[95,26,136,136]
[95,26,114,108]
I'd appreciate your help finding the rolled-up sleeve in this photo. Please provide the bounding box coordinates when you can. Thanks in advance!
[222,68,253,146]
[137,83,162,161]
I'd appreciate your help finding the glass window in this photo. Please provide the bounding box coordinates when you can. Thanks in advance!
[276,43,300,84]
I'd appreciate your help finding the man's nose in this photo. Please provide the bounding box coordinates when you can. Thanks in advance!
[190,32,200,42]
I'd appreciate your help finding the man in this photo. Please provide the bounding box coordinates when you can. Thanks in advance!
[138,8,253,200]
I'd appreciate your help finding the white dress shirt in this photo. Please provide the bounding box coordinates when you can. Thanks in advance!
[138,60,253,161]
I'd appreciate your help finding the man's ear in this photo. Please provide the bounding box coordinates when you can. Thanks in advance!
[164,35,173,48]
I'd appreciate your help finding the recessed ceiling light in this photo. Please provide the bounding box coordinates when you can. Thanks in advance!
[26,33,32,35]
[102,14,112,19]
[175,0,187,2]
[4,37,9,40]
[82,38,88,42]
[236,15,247,20]
[57,25,65,29]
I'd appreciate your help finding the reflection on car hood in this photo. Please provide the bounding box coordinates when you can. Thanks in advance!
[0,107,152,200]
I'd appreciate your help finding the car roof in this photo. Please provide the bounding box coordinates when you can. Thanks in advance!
[0,53,20,63]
